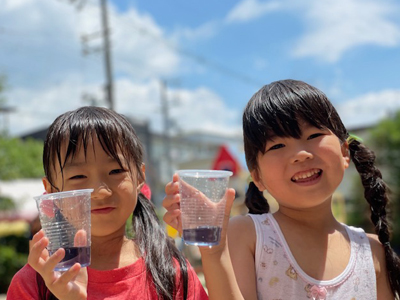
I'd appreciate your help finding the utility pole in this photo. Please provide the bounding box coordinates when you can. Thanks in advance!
[67,0,114,110]
[100,0,114,110]
[160,80,173,177]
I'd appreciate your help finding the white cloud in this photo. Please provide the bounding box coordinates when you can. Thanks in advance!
[292,0,400,62]
[5,77,241,137]
[116,79,241,135]
[0,0,181,88]
[0,0,186,135]
[222,0,400,62]
[110,7,180,79]
[337,89,400,129]
[225,0,281,23]
[168,87,241,135]
[172,20,220,42]
[5,77,102,135]
[1,0,83,87]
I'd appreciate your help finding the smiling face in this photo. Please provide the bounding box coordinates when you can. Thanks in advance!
[43,138,144,238]
[251,122,350,210]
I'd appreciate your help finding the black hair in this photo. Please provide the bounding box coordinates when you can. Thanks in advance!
[242,79,399,297]
[37,106,188,300]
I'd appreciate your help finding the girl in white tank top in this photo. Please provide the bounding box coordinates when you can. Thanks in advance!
[163,80,400,299]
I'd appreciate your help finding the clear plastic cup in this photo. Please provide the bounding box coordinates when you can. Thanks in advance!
[34,189,93,271]
[177,170,233,247]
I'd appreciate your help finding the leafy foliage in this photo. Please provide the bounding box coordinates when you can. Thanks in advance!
[0,136,44,180]
[0,235,29,293]
[0,195,16,211]
[370,110,400,186]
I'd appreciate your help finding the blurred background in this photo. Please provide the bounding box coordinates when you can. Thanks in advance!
[1,0,400,296]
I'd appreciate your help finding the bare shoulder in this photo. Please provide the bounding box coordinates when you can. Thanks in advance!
[228,215,256,248]
[366,233,395,299]
[366,233,385,274]
[228,215,256,234]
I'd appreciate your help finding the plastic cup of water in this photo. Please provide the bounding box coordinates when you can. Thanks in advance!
[34,189,93,271]
[177,170,233,247]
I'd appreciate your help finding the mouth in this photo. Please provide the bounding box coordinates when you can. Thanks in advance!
[91,207,115,214]
[291,169,322,183]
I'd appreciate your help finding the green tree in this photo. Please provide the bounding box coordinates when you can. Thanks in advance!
[0,136,44,180]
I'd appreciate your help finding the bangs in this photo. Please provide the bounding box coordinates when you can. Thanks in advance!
[44,107,143,189]
[243,80,347,156]
[251,95,329,143]
[62,111,127,170]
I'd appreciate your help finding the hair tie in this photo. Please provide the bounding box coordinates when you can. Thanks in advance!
[383,241,391,247]
[346,133,363,144]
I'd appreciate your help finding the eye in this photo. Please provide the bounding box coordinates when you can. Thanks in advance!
[69,175,86,180]
[267,143,285,151]
[308,133,324,140]
[109,169,126,175]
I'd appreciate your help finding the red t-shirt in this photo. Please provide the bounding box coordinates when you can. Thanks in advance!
[7,258,208,299]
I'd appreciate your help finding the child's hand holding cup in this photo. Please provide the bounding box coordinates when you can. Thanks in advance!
[177,170,232,247]
[34,189,93,271]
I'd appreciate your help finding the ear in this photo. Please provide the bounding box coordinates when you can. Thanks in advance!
[136,163,146,192]
[341,142,350,169]
[250,169,266,192]
[42,177,54,194]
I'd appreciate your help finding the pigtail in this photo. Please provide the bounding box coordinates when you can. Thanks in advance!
[348,139,400,298]
[245,182,270,214]
[133,193,188,300]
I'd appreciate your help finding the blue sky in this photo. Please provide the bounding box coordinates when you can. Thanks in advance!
[1,0,400,137]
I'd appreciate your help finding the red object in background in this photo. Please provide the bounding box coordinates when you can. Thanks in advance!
[211,145,241,177]
[140,183,152,200]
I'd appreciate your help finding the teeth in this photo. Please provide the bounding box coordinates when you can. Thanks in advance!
[293,169,319,181]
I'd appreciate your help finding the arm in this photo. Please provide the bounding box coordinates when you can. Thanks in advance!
[162,178,244,300]
[228,216,258,300]
[198,188,244,300]
[367,234,395,300]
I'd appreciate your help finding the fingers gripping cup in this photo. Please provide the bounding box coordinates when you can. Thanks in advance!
[34,189,93,271]
[177,170,232,247]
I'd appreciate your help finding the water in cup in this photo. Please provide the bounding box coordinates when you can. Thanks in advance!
[177,170,232,247]
[182,226,222,245]
[34,189,92,271]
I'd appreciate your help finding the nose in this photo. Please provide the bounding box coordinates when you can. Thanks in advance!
[91,181,112,200]
[290,149,313,164]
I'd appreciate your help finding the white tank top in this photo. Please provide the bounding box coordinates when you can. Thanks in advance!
[249,213,377,300]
